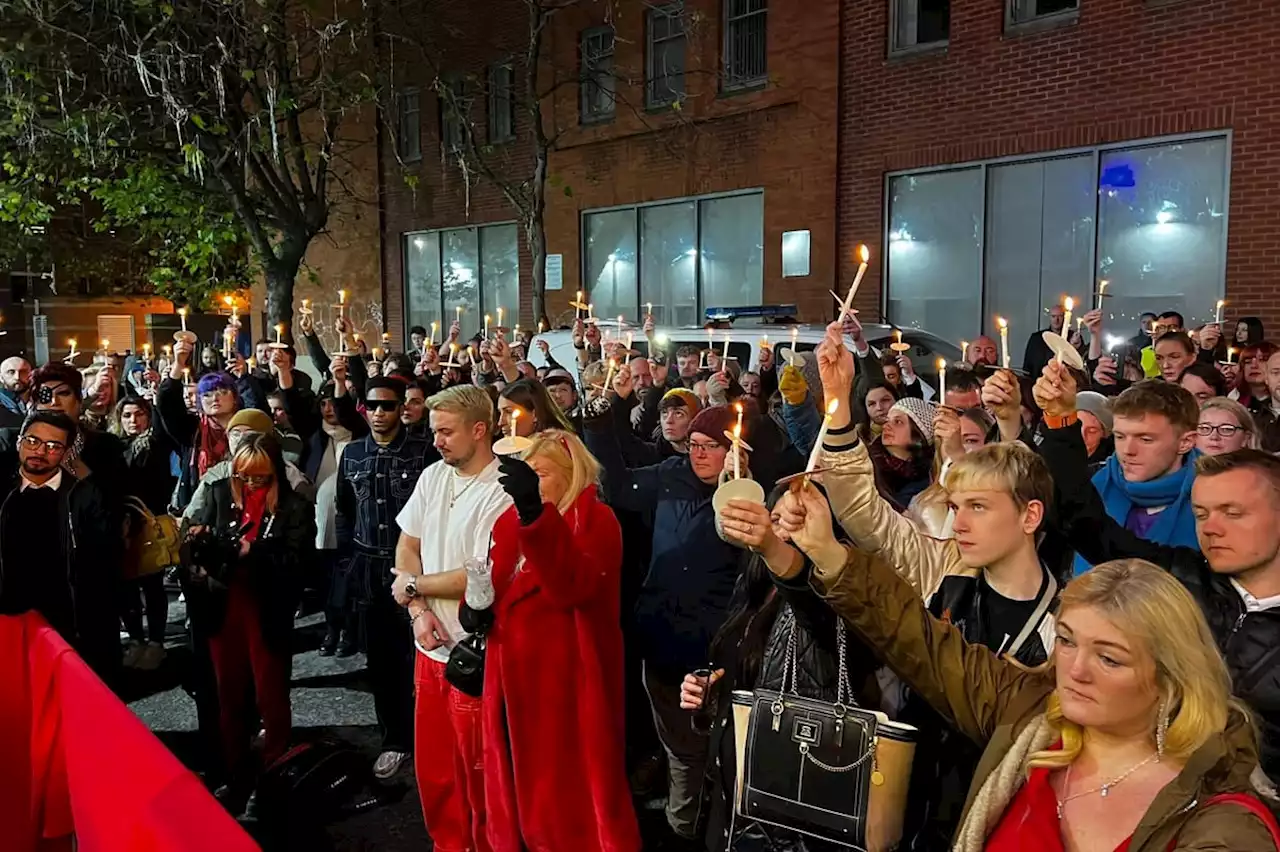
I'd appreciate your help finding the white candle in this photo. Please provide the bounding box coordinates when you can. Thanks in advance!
[1216,299,1225,325]
[1062,296,1074,333]
[68,338,78,359]
[997,317,1010,369]
[449,342,458,363]
[182,367,191,385]
[837,244,871,322]
[101,338,110,353]
[339,289,347,306]
[722,334,731,360]
[961,340,969,362]
[790,326,798,351]
[274,323,284,345]
[484,314,491,337]
[732,423,742,480]
[456,305,463,323]
[625,332,634,364]
[538,320,545,334]
[498,307,505,328]
[429,321,437,346]
[587,303,594,322]
[806,399,840,473]
[143,343,151,361]
[602,358,616,394]
[510,406,521,436]
[646,302,653,318]
[1227,347,1236,365]
[178,307,188,332]
[937,358,947,401]
[1096,280,1108,311]
[223,328,232,359]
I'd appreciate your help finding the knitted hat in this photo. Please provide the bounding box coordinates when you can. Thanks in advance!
[688,404,736,449]
[891,397,938,445]
[1076,391,1114,434]
[660,387,700,415]
[228,408,274,435]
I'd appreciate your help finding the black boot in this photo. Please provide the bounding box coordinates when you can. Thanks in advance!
[319,627,339,657]
[336,630,358,657]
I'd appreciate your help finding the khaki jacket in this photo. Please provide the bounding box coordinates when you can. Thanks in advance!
[821,427,972,600]
[810,544,1278,851]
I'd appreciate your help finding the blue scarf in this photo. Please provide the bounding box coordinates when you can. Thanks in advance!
[1072,450,1201,576]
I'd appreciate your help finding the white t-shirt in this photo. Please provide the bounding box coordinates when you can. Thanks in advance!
[396,456,511,663]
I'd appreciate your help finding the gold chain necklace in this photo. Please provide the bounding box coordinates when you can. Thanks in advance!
[447,469,480,509]
[1055,752,1160,818]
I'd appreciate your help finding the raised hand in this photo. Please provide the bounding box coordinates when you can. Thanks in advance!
[1033,360,1079,419]
[934,405,965,463]
[816,322,855,426]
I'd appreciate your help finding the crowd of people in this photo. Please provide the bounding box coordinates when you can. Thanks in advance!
[3,298,1280,851]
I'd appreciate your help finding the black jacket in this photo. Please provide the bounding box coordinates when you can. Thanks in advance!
[155,375,265,510]
[184,477,316,651]
[0,472,122,681]
[120,430,177,515]
[1039,421,1280,782]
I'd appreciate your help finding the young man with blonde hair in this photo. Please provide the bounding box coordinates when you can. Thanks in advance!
[392,385,510,852]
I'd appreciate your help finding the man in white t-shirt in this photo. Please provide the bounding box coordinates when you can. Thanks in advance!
[392,385,510,852]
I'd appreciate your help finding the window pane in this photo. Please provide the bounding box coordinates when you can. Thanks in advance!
[985,155,1094,366]
[895,0,950,49]
[404,233,441,336]
[480,224,519,323]
[584,210,637,325]
[886,169,982,347]
[700,193,763,313]
[441,228,481,336]
[640,202,697,327]
[1097,138,1228,328]
[398,91,421,160]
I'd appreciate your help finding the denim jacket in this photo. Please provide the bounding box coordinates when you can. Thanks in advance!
[334,428,437,557]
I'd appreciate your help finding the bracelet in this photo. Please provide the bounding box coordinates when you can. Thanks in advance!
[411,610,424,623]
[828,422,856,436]
[1043,412,1079,429]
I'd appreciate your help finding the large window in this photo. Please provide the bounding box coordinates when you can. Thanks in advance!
[723,0,767,91]
[396,88,421,162]
[583,191,763,326]
[1007,0,1078,28]
[438,74,467,152]
[580,27,616,124]
[884,135,1230,366]
[890,0,950,54]
[646,4,687,108]
[403,224,520,338]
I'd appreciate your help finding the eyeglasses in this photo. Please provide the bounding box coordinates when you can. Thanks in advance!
[20,435,68,455]
[366,399,400,412]
[234,474,273,486]
[1197,423,1245,438]
[688,441,724,455]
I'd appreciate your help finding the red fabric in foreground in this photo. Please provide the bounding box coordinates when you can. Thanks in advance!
[0,611,259,852]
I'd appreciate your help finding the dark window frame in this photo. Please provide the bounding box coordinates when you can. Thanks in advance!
[487,62,516,144]
[438,73,468,153]
[580,26,617,124]
[646,3,687,109]
[396,87,422,162]
[722,0,768,91]
[888,0,951,57]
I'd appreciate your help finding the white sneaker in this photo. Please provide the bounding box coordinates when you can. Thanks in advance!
[373,750,409,780]
[135,642,166,671]
[122,640,145,668]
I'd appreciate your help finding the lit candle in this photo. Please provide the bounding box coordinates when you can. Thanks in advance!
[223,327,232,359]
[373,347,383,362]
[537,320,545,335]
[646,302,653,318]
[301,298,311,313]
[449,342,459,363]
[248,356,257,371]
[1096,279,1108,311]
[735,401,745,435]
[497,307,505,328]
[456,305,463,323]
[587,303,595,322]
[894,329,903,347]
[603,358,617,394]
[67,339,78,359]
[223,295,233,311]
[382,331,391,346]
[1062,296,1074,333]
[182,367,191,385]
[1227,347,1236,365]
[961,340,969,362]
[1076,317,1084,334]
[101,338,110,353]
[722,333,731,361]
[178,307,187,332]
[732,422,743,480]
[339,289,347,306]
[484,314,491,337]
[625,332,634,364]
[163,344,172,359]
[837,244,871,322]
[143,343,151,361]
[510,406,521,436]
[429,321,438,346]
[806,399,839,473]
[274,323,284,345]
[937,358,947,401]
[997,317,1010,369]
[1216,299,1225,325]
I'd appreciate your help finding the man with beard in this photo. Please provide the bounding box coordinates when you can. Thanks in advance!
[28,363,128,489]
[391,385,511,850]
[0,356,31,422]
[0,411,121,682]
[966,334,1000,368]
[336,377,438,781]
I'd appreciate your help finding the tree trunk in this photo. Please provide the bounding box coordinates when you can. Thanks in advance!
[527,143,550,328]
[263,252,303,344]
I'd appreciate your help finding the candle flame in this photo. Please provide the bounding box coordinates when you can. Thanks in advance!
[857,244,870,264]
[1099,280,1108,292]
[339,290,348,304]
[936,357,946,371]
[68,338,76,348]
[1063,296,1074,311]
[101,339,109,349]
[223,295,233,307]
[826,398,839,416]
[997,316,1008,329]
[178,307,187,317]
[734,402,743,414]
[431,321,438,329]
[1217,299,1225,309]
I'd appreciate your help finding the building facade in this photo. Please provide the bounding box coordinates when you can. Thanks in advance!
[379,0,841,339]
[838,0,1280,361]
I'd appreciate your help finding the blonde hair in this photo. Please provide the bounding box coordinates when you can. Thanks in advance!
[1029,559,1238,770]
[945,442,1054,520]
[229,432,281,515]
[524,429,601,514]
[1200,397,1261,450]
[427,385,495,435]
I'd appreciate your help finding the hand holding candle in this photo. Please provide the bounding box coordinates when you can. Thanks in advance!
[837,244,871,322]
[805,399,840,474]
[1216,299,1226,325]
[937,358,947,402]
[1062,296,1074,332]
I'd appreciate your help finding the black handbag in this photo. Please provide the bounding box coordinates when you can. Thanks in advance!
[735,620,917,851]
[445,601,494,698]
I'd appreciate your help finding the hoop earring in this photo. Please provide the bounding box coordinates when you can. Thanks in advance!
[1156,697,1170,760]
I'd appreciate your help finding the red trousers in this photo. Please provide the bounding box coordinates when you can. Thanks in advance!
[414,654,489,852]
[207,581,292,781]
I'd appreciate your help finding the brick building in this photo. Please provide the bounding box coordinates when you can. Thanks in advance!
[838,0,1280,363]
[379,0,841,340]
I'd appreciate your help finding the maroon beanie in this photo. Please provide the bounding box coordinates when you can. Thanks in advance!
[688,404,736,449]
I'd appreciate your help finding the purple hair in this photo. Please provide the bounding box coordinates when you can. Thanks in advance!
[196,371,240,400]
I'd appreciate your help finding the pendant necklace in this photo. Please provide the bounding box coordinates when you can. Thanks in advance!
[1055,752,1160,818]
[448,470,479,509]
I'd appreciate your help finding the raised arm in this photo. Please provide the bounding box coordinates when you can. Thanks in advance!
[581,394,665,513]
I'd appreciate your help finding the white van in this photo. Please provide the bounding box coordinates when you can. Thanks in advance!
[529,309,962,392]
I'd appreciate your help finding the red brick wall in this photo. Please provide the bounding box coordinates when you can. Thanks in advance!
[838,0,1280,331]
[381,0,841,333]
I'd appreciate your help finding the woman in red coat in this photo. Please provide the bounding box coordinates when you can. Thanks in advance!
[480,429,641,852]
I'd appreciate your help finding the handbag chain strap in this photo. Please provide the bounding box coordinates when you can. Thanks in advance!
[780,616,857,708]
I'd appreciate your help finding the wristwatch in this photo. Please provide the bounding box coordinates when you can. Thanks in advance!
[405,579,419,598]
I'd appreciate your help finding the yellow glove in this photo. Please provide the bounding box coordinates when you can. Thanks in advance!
[778,364,809,406]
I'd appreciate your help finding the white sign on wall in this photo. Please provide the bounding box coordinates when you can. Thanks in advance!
[545,254,563,291]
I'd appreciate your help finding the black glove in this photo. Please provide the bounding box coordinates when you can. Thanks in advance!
[498,454,543,525]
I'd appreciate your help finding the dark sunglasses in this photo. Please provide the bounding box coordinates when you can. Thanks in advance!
[366,399,401,412]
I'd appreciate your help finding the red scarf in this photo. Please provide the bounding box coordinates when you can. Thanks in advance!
[196,415,229,478]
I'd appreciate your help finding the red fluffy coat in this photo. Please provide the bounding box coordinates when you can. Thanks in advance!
[481,486,641,852]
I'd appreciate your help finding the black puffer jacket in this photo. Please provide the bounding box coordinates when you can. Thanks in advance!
[1039,422,1280,784]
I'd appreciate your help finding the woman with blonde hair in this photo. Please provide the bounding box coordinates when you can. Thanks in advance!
[185,432,315,817]
[471,430,641,852]
[1197,397,1260,456]
[773,483,1280,851]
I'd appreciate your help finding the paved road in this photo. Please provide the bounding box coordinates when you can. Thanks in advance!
[128,604,678,850]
